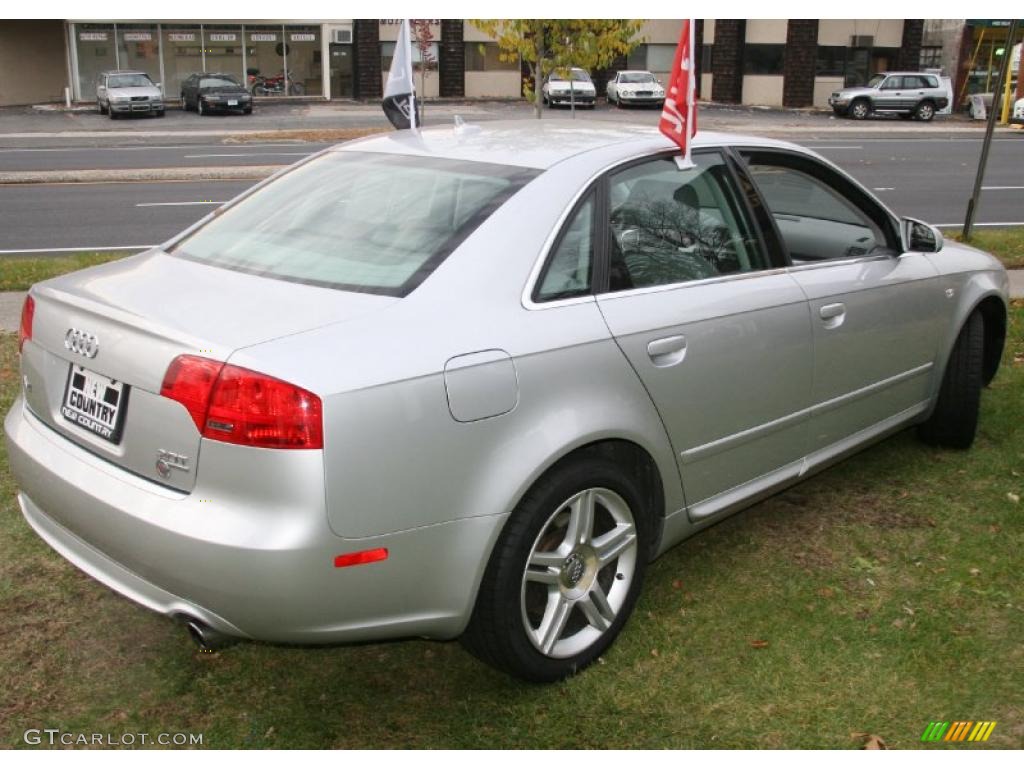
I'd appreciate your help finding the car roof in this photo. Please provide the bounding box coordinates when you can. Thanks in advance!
[877,71,938,77]
[335,119,806,171]
[616,70,655,75]
[101,70,149,76]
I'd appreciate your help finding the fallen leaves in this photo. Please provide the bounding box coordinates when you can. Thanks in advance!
[749,639,770,649]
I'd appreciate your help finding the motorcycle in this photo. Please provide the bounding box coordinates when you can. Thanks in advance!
[247,70,305,97]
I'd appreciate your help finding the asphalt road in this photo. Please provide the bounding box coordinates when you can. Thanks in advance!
[0,122,1021,253]
[0,181,251,252]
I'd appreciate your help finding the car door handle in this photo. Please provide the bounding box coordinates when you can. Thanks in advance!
[647,335,687,367]
[819,302,846,329]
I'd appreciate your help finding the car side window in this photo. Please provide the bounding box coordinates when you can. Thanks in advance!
[741,151,899,263]
[534,192,595,302]
[605,151,766,292]
[881,77,900,90]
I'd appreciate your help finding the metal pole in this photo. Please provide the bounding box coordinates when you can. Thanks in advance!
[963,19,1018,241]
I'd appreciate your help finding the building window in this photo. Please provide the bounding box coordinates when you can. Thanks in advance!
[627,44,647,70]
[645,44,678,73]
[816,46,846,77]
[464,43,517,72]
[743,44,785,75]
[919,45,942,69]
[74,23,117,99]
[382,41,439,74]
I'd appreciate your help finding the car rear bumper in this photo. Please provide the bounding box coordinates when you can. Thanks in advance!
[4,396,503,645]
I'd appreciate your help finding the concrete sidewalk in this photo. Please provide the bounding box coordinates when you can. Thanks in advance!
[3,272,1023,335]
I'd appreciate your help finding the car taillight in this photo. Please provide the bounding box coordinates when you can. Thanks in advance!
[17,295,34,353]
[161,355,323,449]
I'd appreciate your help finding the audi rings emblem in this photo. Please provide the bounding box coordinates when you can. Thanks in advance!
[64,328,100,359]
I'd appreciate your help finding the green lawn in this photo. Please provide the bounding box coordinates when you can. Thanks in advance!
[0,252,128,292]
[947,227,1024,270]
[0,307,1022,749]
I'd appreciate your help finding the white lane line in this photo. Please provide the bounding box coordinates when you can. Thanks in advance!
[135,201,224,207]
[934,221,1024,228]
[182,152,310,158]
[873,187,895,191]
[804,145,864,150]
[0,245,156,255]
[981,186,1024,190]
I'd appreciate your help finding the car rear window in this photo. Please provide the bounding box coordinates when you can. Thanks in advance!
[171,151,539,296]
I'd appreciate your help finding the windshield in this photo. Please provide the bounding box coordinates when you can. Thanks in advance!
[551,69,591,83]
[867,74,886,88]
[171,152,539,296]
[620,72,655,84]
[200,76,240,88]
[108,74,154,88]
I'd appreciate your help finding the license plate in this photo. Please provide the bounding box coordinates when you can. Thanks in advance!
[227,99,238,106]
[61,365,129,444]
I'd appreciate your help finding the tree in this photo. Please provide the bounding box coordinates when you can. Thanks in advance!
[470,19,644,118]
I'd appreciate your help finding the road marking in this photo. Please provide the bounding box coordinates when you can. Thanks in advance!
[873,187,895,191]
[182,152,310,158]
[804,146,864,150]
[136,201,225,207]
[0,245,156,255]
[981,186,1024,190]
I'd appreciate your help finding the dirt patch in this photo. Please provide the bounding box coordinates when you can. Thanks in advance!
[223,127,388,144]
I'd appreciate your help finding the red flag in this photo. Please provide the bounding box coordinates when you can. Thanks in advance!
[659,19,698,167]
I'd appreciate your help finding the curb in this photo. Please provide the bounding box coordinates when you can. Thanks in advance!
[0,166,280,185]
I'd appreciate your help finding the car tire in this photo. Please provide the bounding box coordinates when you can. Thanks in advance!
[915,101,936,122]
[850,99,870,120]
[462,453,652,682]
[918,311,984,449]
[98,101,107,115]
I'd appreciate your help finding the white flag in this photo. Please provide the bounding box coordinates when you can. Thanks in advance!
[382,19,418,130]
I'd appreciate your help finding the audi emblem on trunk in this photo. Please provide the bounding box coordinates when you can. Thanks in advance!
[64,328,100,359]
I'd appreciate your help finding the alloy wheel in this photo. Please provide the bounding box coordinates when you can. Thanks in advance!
[851,101,869,119]
[917,103,934,121]
[520,487,638,658]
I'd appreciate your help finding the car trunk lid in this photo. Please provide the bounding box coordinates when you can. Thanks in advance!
[20,250,394,491]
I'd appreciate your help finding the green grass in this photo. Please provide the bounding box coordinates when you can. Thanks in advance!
[0,252,128,292]
[1,306,1022,749]
[947,227,1024,269]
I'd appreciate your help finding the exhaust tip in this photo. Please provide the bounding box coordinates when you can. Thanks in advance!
[184,618,239,652]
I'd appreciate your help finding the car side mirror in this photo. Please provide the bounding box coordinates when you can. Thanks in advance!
[617,229,641,251]
[902,217,944,254]
[156,82,163,89]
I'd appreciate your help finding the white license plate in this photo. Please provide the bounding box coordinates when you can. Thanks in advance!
[227,99,238,106]
[61,365,129,444]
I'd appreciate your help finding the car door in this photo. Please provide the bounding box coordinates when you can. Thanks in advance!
[594,150,814,518]
[875,76,903,111]
[739,149,946,456]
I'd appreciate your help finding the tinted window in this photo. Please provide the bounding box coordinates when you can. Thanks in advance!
[535,193,594,302]
[199,76,240,88]
[172,152,538,296]
[744,44,785,75]
[742,154,894,263]
[606,152,766,291]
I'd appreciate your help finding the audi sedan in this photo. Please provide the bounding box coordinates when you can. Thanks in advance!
[5,122,1009,682]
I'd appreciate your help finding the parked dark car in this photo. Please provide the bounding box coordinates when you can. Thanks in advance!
[180,73,253,116]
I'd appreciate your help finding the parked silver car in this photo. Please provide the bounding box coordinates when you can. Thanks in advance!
[829,72,950,121]
[96,70,165,118]
[5,122,1009,681]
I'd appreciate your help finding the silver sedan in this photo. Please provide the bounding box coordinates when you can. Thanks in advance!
[5,121,1009,681]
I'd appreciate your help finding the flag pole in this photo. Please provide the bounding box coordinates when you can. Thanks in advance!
[405,19,418,131]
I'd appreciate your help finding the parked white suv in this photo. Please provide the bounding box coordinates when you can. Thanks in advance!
[96,70,165,119]
[829,72,949,121]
